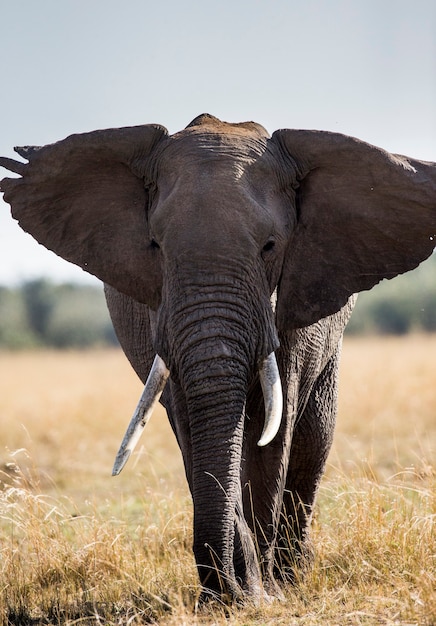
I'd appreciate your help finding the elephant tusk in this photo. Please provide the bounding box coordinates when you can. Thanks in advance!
[257,352,283,447]
[112,354,170,476]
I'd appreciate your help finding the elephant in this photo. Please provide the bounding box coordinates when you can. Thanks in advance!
[1,113,436,604]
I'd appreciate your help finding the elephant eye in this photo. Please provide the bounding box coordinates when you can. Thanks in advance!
[150,238,160,250]
[262,240,275,253]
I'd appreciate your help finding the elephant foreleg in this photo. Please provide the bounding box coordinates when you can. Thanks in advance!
[275,346,340,581]
[241,375,296,596]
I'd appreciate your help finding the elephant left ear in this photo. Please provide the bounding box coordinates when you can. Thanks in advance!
[0,124,168,307]
[273,129,436,329]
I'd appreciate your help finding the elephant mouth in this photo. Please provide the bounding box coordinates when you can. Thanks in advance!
[112,351,283,475]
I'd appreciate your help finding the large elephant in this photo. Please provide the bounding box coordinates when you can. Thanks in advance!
[1,114,435,603]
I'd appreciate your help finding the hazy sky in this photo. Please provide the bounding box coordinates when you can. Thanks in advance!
[1,0,435,285]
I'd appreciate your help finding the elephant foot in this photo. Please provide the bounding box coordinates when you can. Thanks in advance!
[274,537,315,585]
[197,580,280,608]
[262,575,286,602]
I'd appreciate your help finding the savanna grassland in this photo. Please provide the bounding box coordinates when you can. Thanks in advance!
[0,337,435,625]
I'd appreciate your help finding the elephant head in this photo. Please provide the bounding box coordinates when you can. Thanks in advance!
[1,114,435,603]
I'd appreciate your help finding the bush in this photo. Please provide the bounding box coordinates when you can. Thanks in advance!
[0,280,117,349]
[0,287,39,348]
[45,284,117,348]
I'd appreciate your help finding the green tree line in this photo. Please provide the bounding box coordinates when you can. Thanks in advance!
[0,254,434,349]
[347,252,436,334]
[0,280,117,349]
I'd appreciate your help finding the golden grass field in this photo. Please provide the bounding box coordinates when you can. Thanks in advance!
[0,336,435,625]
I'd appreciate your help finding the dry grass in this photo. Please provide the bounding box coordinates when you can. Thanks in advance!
[0,337,435,625]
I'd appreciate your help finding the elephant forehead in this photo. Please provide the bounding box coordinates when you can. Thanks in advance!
[151,132,285,198]
[150,181,276,243]
[156,128,270,173]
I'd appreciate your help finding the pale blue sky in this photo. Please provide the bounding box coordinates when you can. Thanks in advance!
[1,0,435,284]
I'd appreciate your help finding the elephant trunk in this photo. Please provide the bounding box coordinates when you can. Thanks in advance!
[185,363,248,598]
[158,268,278,599]
[180,330,274,599]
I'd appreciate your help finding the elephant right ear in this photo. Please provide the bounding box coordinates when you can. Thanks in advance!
[0,124,168,307]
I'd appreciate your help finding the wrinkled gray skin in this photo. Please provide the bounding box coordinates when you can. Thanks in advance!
[1,114,436,604]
